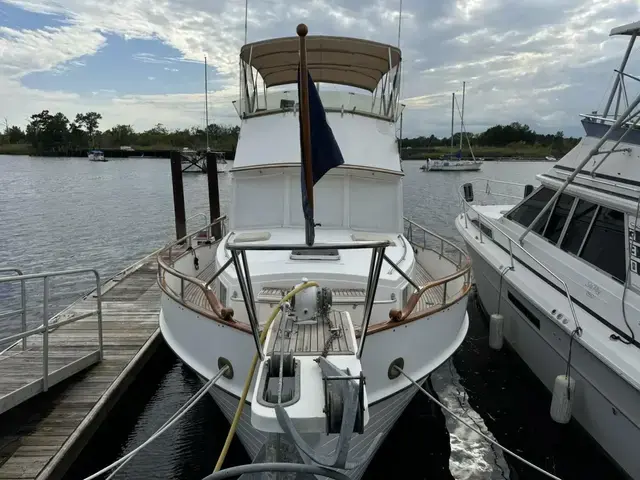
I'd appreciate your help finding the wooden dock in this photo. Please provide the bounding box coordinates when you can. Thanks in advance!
[0,257,164,480]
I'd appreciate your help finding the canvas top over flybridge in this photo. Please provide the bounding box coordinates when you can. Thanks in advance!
[234,33,403,122]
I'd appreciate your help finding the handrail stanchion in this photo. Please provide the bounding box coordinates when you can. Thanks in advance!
[229,250,264,360]
[20,276,26,350]
[508,239,514,269]
[43,276,50,392]
[357,246,386,359]
[95,273,103,360]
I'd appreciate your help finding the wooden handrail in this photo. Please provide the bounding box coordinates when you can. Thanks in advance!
[388,260,471,323]
[156,217,240,328]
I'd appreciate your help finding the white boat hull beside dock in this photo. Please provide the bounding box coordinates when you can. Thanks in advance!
[457,214,640,478]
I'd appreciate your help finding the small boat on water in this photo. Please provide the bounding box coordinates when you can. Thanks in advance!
[455,20,640,479]
[158,24,471,478]
[87,150,106,162]
[421,154,483,172]
[421,84,483,172]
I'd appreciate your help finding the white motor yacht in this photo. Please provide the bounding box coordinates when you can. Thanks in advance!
[456,21,640,479]
[158,25,471,478]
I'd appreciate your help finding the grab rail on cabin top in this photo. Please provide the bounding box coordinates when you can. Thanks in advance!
[458,179,582,333]
[0,268,103,392]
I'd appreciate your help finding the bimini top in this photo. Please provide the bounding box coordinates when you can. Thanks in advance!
[610,21,640,36]
[239,35,401,92]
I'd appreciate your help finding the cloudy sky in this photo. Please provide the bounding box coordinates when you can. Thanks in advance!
[0,0,638,137]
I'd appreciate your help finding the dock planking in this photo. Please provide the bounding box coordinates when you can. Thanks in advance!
[0,257,165,480]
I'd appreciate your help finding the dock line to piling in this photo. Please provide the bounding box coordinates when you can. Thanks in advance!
[82,365,230,480]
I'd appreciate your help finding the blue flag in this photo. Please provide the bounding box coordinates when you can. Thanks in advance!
[298,69,345,246]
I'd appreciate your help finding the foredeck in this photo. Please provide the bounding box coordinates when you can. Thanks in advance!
[0,257,164,480]
[183,255,445,320]
[266,310,356,356]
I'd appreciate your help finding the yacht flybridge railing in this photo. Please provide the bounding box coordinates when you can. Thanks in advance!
[233,89,403,122]
[459,179,582,334]
[236,33,402,121]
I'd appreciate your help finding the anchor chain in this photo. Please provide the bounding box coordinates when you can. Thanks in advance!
[321,315,340,357]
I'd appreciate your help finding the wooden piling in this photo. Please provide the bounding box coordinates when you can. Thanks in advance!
[170,151,187,240]
[206,152,222,239]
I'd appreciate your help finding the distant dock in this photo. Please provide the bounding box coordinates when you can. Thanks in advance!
[0,254,171,479]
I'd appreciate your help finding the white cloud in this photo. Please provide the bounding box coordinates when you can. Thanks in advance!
[0,0,638,136]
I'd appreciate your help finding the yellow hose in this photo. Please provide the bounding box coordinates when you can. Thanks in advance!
[214,280,319,471]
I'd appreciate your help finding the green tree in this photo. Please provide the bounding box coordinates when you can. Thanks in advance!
[7,126,25,143]
[26,110,70,153]
[74,112,102,146]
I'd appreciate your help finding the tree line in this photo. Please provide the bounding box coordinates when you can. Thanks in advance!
[1,111,578,155]
[1,110,240,155]
[401,122,579,154]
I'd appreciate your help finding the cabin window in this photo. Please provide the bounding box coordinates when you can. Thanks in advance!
[542,194,575,244]
[579,207,626,283]
[560,199,598,255]
[506,187,555,234]
[470,218,493,239]
[507,291,540,329]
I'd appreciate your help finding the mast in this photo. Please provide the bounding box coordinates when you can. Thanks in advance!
[205,55,210,152]
[450,92,455,153]
[244,0,249,44]
[459,81,465,151]
[397,0,403,48]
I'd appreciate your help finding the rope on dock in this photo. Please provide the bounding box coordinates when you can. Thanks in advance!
[201,463,351,480]
[82,365,230,480]
[393,366,564,480]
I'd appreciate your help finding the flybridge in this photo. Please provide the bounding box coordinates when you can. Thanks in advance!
[234,35,403,121]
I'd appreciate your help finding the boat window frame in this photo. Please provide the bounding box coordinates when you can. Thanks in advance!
[504,185,556,235]
[541,194,579,246]
[575,205,628,284]
[507,188,629,285]
[554,197,579,246]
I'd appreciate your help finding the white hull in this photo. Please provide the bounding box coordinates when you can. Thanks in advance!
[207,378,420,479]
[459,222,640,478]
[423,161,482,172]
[88,153,106,162]
[160,290,469,476]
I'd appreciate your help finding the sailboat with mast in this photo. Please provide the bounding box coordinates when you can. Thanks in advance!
[422,82,483,172]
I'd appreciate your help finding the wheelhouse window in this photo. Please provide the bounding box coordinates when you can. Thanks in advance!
[542,193,575,244]
[506,187,555,234]
[579,207,627,283]
[560,199,598,255]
